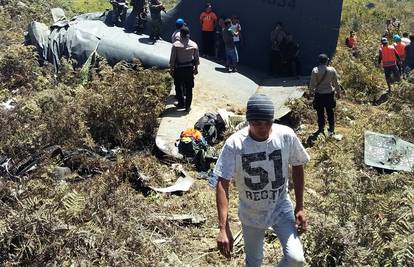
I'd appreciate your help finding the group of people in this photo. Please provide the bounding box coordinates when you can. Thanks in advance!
[107,5,414,266]
[378,31,414,92]
[109,0,165,42]
[199,4,242,72]
[345,18,414,92]
[168,3,246,112]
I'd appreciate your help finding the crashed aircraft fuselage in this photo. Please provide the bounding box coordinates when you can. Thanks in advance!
[27,0,343,74]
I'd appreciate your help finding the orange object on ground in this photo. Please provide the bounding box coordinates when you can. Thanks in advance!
[180,128,203,141]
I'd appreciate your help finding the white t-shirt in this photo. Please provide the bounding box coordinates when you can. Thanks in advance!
[214,124,310,229]
[402,37,411,46]
[230,23,241,42]
[171,30,180,43]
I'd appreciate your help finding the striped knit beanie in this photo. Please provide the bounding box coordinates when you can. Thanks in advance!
[246,94,274,121]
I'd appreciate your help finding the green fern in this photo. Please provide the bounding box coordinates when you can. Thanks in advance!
[61,191,85,218]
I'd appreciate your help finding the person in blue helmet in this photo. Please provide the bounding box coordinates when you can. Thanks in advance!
[172,18,185,43]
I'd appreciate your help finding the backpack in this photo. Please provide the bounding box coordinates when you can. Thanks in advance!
[177,129,207,158]
[194,113,225,145]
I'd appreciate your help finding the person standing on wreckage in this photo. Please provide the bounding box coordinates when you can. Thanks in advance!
[214,94,310,267]
[148,0,165,43]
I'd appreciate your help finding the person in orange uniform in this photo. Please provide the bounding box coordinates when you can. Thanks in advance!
[199,3,217,57]
[345,31,357,49]
[393,34,406,76]
[378,37,401,92]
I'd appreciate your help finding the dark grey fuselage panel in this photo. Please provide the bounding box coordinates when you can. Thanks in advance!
[161,0,343,74]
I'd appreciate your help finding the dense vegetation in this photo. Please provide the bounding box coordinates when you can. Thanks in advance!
[0,0,413,266]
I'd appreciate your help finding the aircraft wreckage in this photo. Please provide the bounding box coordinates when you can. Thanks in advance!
[26,0,343,73]
[25,1,343,158]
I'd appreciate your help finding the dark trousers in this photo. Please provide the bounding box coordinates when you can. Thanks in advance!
[285,57,300,76]
[313,93,336,132]
[202,31,215,56]
[174,67,194,109]
[271,50,282,76]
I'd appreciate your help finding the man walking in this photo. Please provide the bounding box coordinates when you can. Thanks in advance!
[378,37,401,91]
[215,93,309,267]
[199,3,217,57]
[309,54,340,136]
[169,26,200,112]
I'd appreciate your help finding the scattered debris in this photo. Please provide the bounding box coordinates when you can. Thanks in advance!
[53,166,72,180]
[156,214,206,226]
[364,131,414,172]
[150,176,194,194]
[330,133,344,141]
[0,99,16,111]
[164,252,183,267]
[16,1,27,8]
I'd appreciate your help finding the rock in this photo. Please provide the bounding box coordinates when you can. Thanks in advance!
[366,2,375,9]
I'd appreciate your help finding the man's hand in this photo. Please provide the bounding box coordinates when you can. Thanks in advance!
[295,207,308,234]
[193,68,198,75]
[217,227,234,259]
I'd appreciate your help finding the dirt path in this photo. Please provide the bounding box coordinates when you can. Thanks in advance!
[156,58,307,157]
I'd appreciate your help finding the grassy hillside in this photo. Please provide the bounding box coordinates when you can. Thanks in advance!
[0,0,413,266]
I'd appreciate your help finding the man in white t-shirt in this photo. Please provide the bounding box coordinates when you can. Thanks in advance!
[215,94,310,267]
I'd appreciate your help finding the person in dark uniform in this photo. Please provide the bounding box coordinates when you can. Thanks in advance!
[280,33,300,78]
[130,0,147,34]
[149,0,165,42]
[169,27,200,112]
[110,0,128,26]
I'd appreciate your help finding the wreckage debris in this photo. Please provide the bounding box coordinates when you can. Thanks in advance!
[364,131,414,172]
[156,214,206,226]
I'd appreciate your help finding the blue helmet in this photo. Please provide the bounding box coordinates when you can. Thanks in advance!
[393,34,401,42]
[176,18,185,27]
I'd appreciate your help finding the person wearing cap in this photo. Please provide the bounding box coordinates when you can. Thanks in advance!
[171,18,185,42]
[309,54,340,136]
[393,34,407,75]
[215,93,309,267]
[199,3,218,57]
[378,37,401,91]
[169,26,200,112]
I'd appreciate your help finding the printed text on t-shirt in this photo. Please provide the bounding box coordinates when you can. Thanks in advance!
[242,150,285,201]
